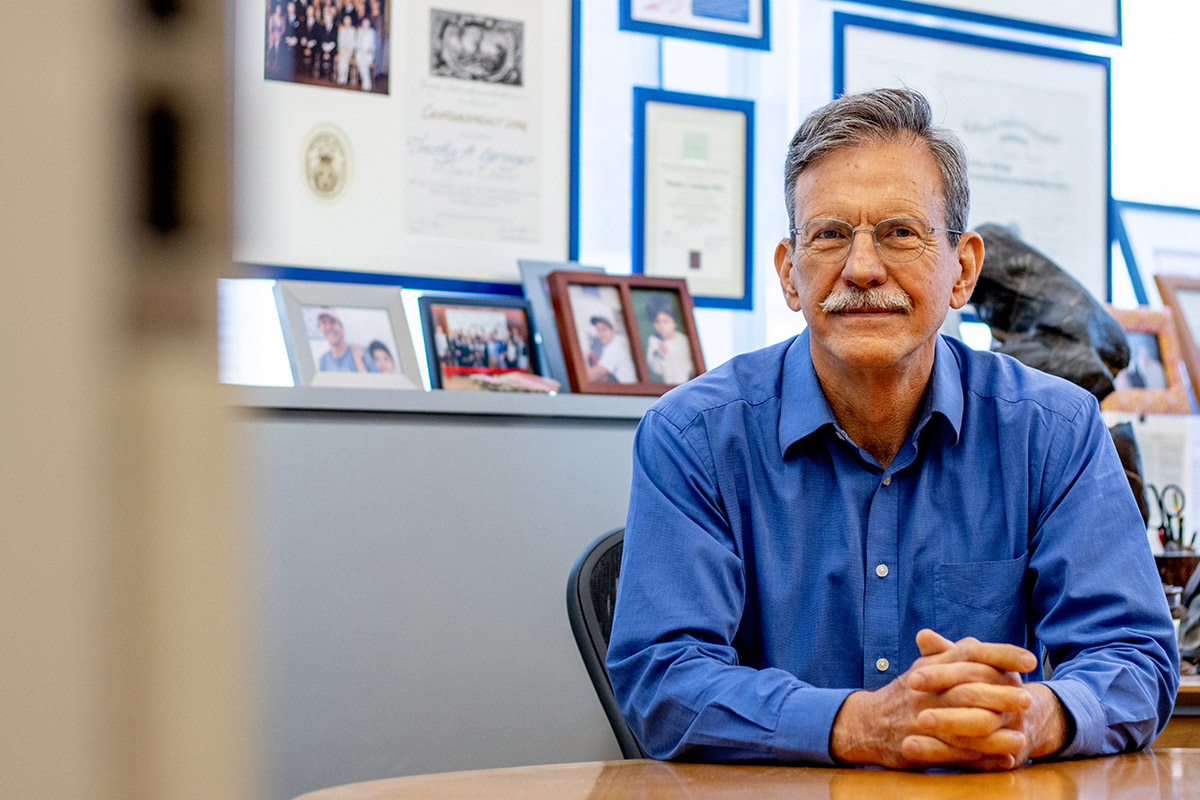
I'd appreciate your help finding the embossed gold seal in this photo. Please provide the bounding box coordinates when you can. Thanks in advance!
[301,124,352,202]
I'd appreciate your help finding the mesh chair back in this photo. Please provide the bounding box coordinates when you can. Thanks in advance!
[566,528,646,759]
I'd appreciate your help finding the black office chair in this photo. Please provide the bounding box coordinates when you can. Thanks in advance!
[566,527,647,759]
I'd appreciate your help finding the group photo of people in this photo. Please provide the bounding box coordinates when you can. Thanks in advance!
[265,0,390,94]
[426,303,535,390]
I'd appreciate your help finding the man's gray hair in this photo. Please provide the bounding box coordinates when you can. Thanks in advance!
[784,87,969,243]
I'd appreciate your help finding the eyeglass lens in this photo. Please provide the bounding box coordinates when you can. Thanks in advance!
[800,218,932,263]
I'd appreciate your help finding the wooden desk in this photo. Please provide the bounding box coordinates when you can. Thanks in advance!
[1155,674,1200,747]
[295,749,1200,799]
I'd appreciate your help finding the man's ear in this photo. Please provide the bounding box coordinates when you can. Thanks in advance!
[775,238,804,312]
[950,231,984,310]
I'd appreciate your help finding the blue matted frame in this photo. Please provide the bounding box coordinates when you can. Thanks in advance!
[834,12,1113,300]
[1115,200,1200,306]
[632,87,755,310]
[236,0,582,297]
[830,0,1121,45]
[619,0,770,51]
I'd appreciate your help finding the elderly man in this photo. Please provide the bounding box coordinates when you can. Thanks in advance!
[606,87,1178,770]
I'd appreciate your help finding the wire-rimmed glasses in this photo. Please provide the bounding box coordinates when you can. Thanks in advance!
[788,217,963,264]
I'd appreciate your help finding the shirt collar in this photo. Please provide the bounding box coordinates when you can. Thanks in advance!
[777,330,965,459]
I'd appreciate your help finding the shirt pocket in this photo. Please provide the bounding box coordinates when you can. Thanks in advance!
[934,553,1029,646]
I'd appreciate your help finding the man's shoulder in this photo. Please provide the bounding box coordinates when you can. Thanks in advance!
[947,336,1097,422]
[646,337,794,430]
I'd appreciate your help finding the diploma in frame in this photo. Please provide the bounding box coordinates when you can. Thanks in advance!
[835,13,1112,301]
[234,0,581,290]
[830,1,1121,45]
[633,88,755,310]
[619,0,770,51]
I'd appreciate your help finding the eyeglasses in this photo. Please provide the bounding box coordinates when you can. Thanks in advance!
[788,217,963,264]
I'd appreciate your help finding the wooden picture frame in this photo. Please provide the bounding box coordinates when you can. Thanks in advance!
[517,259,604,394]
[1099,306,1191,415]
[547,272,705,396]
[1156,275,1200,409]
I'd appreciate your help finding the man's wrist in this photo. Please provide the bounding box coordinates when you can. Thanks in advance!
[829,690,876,764]
[1027,682,1072,759]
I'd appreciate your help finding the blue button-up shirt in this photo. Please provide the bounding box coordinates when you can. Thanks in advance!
[607,331,1178,764]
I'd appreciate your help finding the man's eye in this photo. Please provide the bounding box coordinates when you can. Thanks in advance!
[813,228,843,240]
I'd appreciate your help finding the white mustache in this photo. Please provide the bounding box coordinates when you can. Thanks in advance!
[820,286,914,313]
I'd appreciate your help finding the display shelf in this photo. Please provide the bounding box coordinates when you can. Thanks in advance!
[226,385,656,421]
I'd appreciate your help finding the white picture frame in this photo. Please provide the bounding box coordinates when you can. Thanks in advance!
[274,280,422,389]
[234,0,580,287]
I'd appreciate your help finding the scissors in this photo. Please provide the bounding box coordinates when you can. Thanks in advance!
[1149,483,1186,548]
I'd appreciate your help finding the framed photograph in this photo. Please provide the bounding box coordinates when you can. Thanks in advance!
[417,295,549,392]
[619,0,770,50]
[835,13,1111,301]
[265,0,391,93]
[518,259,604,394]
[828,1,1121,45]
[1115,201,1200,307]
[629,283,705,387]
[1157,275,1200,407]
[235,0,581,289]
[274,280,421,389]
[547,272,705,395]
[633,88,755,309]
[1099,307,1191,415]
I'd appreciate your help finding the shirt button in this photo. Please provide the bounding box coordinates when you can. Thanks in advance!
[836,431,846,441]
[882,476,891,486]
[876,658,889,672]
[875,563,889,578]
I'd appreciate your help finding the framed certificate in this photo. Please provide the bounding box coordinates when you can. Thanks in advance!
[836,13,1112,301]
[633,88,754,309]
[619,0,770,51]
[831,1,1121,45]
[1115,201,1200,307]
[233,0,581,291]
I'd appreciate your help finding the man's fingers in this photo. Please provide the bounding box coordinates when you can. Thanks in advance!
[915,628,955,657]
[908,662,1025,692]
[900,734,983,765]
[938,683,1033,713]
[911,639,1038,677]
[916,706,1017,738]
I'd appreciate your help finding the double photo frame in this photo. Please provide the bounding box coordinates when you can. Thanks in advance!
[547,272,705,396]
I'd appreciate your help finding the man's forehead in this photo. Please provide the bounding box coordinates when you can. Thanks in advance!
[792,140,945,214]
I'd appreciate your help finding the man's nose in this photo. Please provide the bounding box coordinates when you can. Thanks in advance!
[841,228,887,285]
